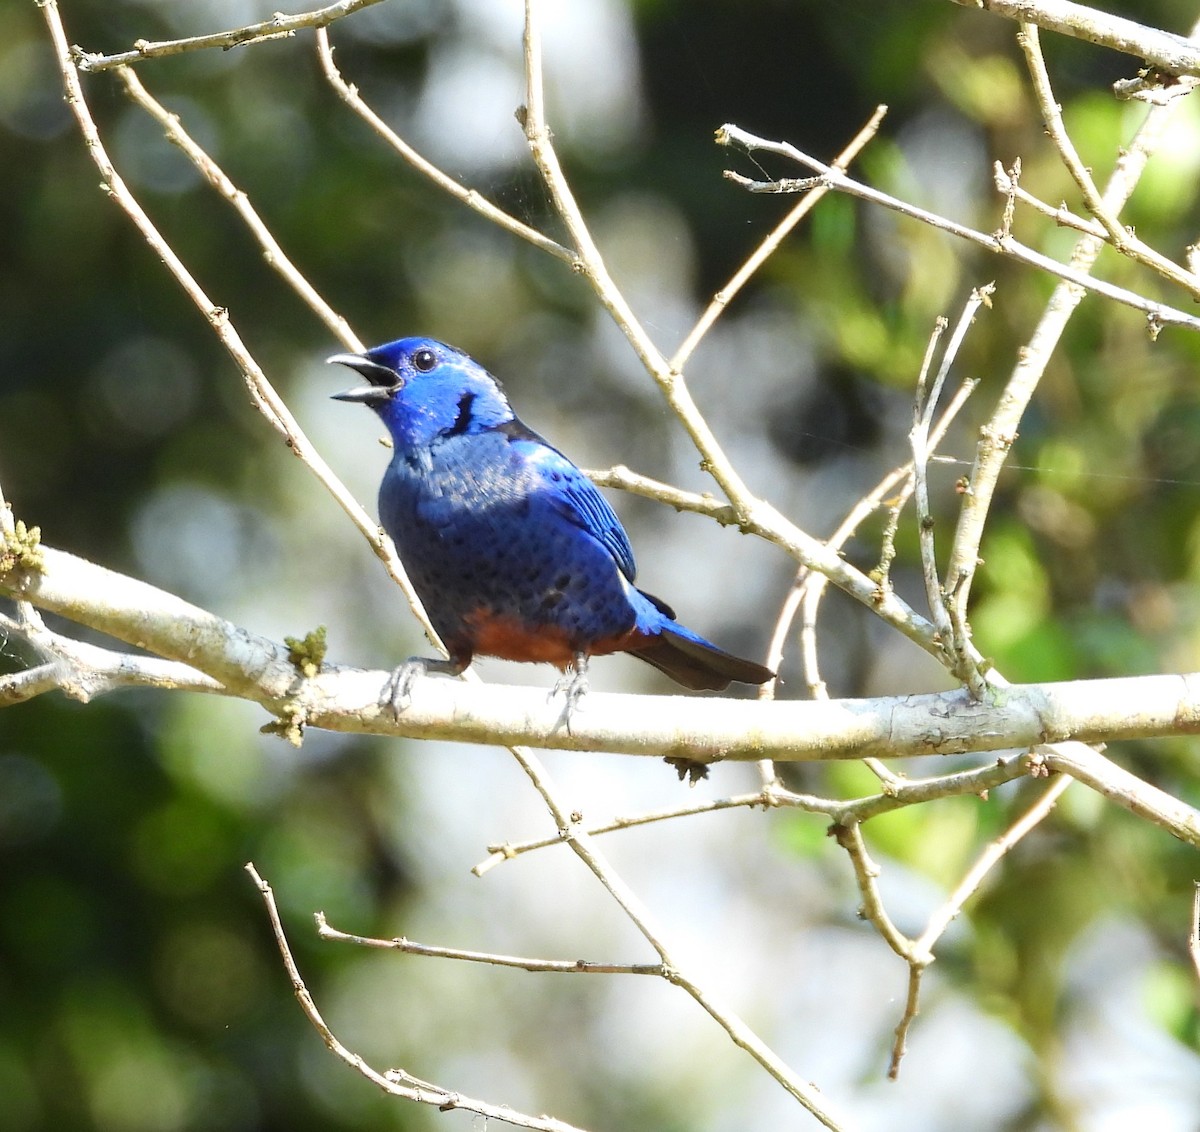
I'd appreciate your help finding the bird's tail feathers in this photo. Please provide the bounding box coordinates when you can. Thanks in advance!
[627,597,774,691]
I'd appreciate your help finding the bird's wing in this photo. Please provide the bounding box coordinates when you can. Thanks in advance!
[504,425,638,582]
[554,464,637,581]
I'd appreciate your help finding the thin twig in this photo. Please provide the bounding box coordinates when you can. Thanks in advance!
[910,286,994,696]
[476,787,802,876]
[519,5,782,533]
[473,756,1032,876]
[790,574,827,705]
[889,772,1071,1077]
[890,967,923,1080]
[756,578,808,785]
[920,775,1070,956]
[1018,22,1200,299]
[910,318,956,669]
[831,820,917,957]
[786,361,979,706]
[116,66,360,347]
[944,19,1198,633]
[42,0,441,661]
[588,460,936,664]
[74,0,387,72]
[671,104,888,372]
[244,864,591,1132]
[767,341,978,777]
[317,912,663,974]
[718,124,1200,335]
[1190,883,1200,986]
[314,28,574,265]
[993,160,1106,239]
[583,465,737,524]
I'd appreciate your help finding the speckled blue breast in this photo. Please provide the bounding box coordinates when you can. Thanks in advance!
[379,423,641,663]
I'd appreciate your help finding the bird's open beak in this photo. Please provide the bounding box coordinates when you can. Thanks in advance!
[328,352,401,403]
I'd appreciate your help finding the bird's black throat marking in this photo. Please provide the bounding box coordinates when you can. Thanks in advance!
[448,392,476,436]
[497,417,548,445]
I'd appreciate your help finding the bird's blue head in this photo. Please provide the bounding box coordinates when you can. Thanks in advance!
[330,336,514,451]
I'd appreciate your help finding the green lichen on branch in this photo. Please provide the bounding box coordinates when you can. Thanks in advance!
[260,710,305,748]
[0,519,45,576]
[284,624,327,678]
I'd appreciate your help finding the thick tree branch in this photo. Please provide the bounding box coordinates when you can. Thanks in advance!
[7,540,1200,809]
[0,610,222,703]
[1,543,297,703]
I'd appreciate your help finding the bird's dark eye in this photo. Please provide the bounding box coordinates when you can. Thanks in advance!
[412,348,437,373]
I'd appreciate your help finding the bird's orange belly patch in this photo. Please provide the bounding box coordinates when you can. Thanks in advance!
[463,608,640,667]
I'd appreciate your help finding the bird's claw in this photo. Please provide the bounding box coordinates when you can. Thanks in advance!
[381,654,469,718]
[381,660,423,718]
[550,653,590,723]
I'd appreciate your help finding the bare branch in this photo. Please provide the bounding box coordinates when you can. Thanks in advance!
[910,287,994,696]
[116,65,360,347]
[583,465,736,523]
[831,821,915,957]
[718,124,1200,334]
[943,0,1200,77]
[317,912,663,974]
[920,775,1070,956]
[42,0,443,658]
[945,43,1194,628]
[474,756,1033,875]
[1,542,297,704]
[475,788,793,875]
[671,104,888,372]
[1018,22,1200,299]
[1039,741,1200,841]
[245,864,591,1132]
[314,28,575,265]
[0,662,63,707]
[74,0,387,72]
[10,538,1200,859]
[0,611,223,702]
[1191,883,1200,985]
[889,773,1072,1076]
[994,160,1106,238]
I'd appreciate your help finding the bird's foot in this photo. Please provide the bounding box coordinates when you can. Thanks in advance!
[381,655,465,718]
[550,653,590,724]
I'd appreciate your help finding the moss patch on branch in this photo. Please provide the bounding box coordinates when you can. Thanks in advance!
[0,519,45,577]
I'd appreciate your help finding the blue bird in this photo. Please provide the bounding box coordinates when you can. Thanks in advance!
[330,337,774,702]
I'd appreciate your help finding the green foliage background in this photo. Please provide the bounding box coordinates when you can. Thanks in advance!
[3,1,1200,1129]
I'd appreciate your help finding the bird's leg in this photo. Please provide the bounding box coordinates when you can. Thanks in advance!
[382,654,468,718]
[550,652,590,720]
